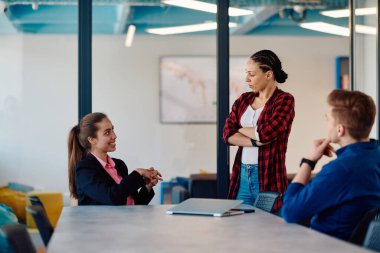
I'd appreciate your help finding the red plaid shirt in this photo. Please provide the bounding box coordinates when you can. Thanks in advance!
[223,88,295,212]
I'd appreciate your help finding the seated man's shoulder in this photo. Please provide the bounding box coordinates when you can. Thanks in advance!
[316,160,351,180]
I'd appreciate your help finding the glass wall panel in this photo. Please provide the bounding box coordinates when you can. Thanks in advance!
[230,1,349,173]
[0,3,77,200]
[92,2,218,204]
[353,0,377,138]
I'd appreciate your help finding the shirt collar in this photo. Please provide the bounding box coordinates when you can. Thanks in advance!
[91,152,115,168]
[336,139,378,157]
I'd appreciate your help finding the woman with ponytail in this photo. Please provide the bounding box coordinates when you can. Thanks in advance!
[68,112,161,205]
[223,50,295,213]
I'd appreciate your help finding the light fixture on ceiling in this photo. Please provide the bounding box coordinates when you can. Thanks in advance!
[125,24,136,47]
[321,7,376,18]
[31,2,39,11]
[0,1,8,13]
[300,22,348,36]
[289,5,307,22]
[300,22,376,36]
[162,0,253,17]
[146,22,238,35]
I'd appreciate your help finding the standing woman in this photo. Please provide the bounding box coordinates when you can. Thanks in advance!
[223,50,295,212]
[68,112,162,205]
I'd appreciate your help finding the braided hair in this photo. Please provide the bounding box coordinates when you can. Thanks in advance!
[250,50,288,83]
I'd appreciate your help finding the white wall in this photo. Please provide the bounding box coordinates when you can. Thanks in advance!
[0,34,349,204]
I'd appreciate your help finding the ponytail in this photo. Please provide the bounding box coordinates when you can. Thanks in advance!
[67,112,107,199]
[67,125,85,199]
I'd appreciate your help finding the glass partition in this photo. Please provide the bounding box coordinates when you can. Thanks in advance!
[92,2,218,204]
[353,0,377,138]
[229,1,349,173]
[0,3,77,195]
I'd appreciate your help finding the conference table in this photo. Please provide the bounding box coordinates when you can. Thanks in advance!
[48,205,372,253]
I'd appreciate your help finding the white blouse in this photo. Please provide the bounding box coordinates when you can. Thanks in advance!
[240,106,263,165]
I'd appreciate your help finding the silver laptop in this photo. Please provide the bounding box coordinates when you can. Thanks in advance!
[166,198,244,217]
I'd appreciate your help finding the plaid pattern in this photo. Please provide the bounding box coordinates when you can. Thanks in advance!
[223,88,295,212]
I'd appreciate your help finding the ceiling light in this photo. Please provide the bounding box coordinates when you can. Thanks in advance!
[300,22,376,36]
[300,22,348,36]
[125,24,136,47]
[31,2,39,11]
[321,7,376,18]
[163,0,253,17]
[146,22,237,35]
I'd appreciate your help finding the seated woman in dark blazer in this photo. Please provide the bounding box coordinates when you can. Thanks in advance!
[67,112,162,205]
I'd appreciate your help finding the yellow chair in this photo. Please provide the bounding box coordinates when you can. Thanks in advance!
[0,187,27,223]
[26,192,63,228]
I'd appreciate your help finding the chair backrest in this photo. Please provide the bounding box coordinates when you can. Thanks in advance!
[28,195,44,208]
[1,223,36,253]
[189,173,217,199]
[26,205,54,246]
[349,207,380,246]
[253,192,279,213]
[364,221,380,251]
[171,186,190,204]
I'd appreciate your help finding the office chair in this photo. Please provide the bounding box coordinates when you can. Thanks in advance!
[1,223,36,253]
[171,186,190,204]
[253,192,279,213]
[349,207,380,246]
[28,195,44,208]
[363,221,380,251]
[171,173,217,204]
[26,205,54,246]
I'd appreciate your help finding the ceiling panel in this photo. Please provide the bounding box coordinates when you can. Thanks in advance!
[0,0,354,35]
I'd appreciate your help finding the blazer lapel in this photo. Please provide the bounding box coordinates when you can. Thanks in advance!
[86,153,115,184]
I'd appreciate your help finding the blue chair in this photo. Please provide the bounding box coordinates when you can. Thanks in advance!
[1,223,36,253]
[26,205,54,246]
[349,207,380,246]
[364,221,380,251]
[170,173,217,204]
[253,192,279,213]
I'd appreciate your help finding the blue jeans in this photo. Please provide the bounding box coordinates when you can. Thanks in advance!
[237,164,259,206]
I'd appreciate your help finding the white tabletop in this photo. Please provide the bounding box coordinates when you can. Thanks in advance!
[47,205,371,253]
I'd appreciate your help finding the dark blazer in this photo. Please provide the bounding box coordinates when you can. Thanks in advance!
[75,153,154,205]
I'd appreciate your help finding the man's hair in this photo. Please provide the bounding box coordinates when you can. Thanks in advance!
[327,89,376,140]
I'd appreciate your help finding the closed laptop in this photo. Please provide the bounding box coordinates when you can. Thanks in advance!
[166,198,244,217]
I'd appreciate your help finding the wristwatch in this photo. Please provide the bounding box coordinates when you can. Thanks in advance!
[300,158,316,170]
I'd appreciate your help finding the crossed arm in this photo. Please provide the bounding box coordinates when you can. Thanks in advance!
[227,130,269,147]
[224,94,295,148]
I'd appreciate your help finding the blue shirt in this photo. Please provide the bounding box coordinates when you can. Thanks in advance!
[282,140,380,240]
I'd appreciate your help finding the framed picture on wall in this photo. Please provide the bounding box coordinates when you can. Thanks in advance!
[336,56,350,90]
[159,56,248,123]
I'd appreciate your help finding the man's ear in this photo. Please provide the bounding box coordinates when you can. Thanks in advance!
[88,136,97,145]
[337,124,345,137]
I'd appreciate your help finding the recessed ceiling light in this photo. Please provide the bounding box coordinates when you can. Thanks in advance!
[300,22,376,36]
[321,7,376,18]
[146,22,237,35]
[163,0,253,17]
